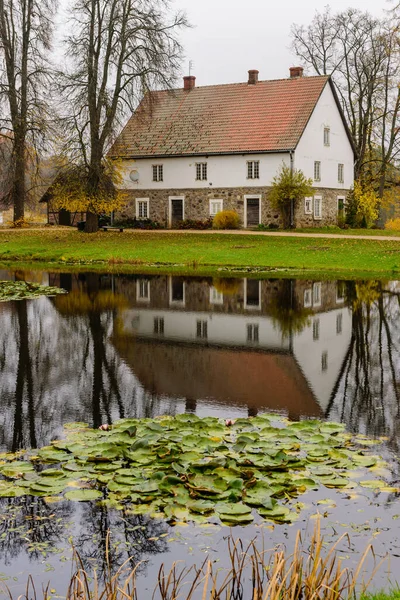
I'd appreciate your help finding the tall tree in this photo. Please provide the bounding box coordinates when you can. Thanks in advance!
[59,0,187,233]
[0,0,56,222]
[291,8,400,197]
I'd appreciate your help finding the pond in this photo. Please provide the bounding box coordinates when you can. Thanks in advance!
[0,269,400,595]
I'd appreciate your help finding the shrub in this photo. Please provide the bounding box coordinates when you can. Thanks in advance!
[177,218,213,230]
[114,218,163,229]
[258,223,280,231]
[269,164,313,228]
[212,210,240,230]
[385,218,400,231]
[346,181,379,228]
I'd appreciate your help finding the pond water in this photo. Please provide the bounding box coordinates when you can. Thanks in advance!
[0,269,400,595]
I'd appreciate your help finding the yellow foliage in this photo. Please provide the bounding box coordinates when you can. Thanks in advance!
[354,181,379,228]
[385,218,400,231]
[212,278,241,295]
[353,281,381,310]
[212,210,240,230]
[54,290,129,315]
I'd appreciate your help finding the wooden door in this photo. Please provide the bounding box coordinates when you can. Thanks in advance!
[246,198,260,227]
[170,198,183,226]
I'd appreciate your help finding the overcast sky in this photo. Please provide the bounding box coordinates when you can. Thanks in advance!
[173,0,391,86]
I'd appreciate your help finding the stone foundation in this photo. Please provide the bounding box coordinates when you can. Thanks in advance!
[117,186,349,229]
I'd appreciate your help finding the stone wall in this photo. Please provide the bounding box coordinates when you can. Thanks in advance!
[117,186,349,229]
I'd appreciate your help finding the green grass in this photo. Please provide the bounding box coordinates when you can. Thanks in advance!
[362,590,400,600]
[294,226,400,237]
[1,229,400,278]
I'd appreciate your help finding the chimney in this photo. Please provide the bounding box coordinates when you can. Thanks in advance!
[248,70,259,85]
[290,66,304,79]
[183,75,196,91]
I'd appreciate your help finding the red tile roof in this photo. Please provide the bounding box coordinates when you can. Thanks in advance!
[110,75,330,158]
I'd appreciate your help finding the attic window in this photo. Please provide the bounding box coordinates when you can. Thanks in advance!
[152,164,163,182]
[247,161,260,179]
[324,127,330,146]
[196,163,207,180]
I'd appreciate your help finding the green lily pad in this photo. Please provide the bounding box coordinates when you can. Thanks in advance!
[64,489,103,501]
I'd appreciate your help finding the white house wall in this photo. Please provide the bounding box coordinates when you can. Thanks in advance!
[118,153,291,191]
[295,84,354,190]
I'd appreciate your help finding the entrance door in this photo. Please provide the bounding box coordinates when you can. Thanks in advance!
[246,197,260,227]
[170,197,184,226]
[59,208,71,226]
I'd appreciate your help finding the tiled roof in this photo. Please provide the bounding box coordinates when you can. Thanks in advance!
[110,75,330,158]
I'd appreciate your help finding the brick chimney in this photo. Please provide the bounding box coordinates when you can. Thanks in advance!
[290,66,304,79]
[248,70,259,85]
[183,76,196,91]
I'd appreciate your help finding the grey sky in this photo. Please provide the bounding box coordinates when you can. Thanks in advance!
[174,0,390,86]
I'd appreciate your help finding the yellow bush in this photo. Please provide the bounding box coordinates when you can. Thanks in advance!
[385,218,400,231]
[212,210,240,230]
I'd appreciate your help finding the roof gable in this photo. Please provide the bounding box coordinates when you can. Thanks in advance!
[109,75,332,158]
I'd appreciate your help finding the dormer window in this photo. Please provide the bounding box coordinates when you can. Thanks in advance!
[324,127,330,146]
[247,161,260,179]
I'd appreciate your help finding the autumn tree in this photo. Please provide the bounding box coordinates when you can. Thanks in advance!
[58,0,187,233]
[269,164,313,228]
[0,0,56,222]
[291,8,400,197]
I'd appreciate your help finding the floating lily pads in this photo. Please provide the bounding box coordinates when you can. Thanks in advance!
[0,414,389,525]
[0,281,67,302]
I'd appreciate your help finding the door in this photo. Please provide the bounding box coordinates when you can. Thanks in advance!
[59,208,71,226]
[170,197,184,226]
[246,197,260,227]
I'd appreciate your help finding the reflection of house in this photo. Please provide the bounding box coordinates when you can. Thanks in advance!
[112,275,352,418]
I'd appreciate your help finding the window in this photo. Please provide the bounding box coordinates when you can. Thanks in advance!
[313,282,321,307]
[321,351,328,371]
[338,164,344,184]
[137,279,150,302]
[152,164,163,182]
[247,324,259,343]
[169,277,185,306]
[245,279,261,309]
[314,161,321,182]
[154,317,164,335]
[324,127,330,146]
[305,197,313,214]
[336,281,345,303]
[196,320,208,339]
[0,213,3,224]
[247,161,260,179]
[313,319,320,341]
[210,199,223,216]
[136,198,149,219]
[314,196,322,220]
[304,289,312,308]
[196,163,207,181]
[210,286,223,304]
[336,313,343,335]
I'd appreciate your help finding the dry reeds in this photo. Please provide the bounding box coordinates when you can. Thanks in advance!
[4,520,386,600]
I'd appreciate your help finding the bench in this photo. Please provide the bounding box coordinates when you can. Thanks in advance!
[102,226,124,233]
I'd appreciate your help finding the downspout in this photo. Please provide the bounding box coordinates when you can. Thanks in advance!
[290,150,294,228]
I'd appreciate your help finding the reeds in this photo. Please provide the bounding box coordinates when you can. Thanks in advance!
[4,520,386,600]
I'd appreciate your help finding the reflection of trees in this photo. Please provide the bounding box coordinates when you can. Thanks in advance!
[74,503,169,576]
[0,496,73,565]
[327,281,400,450]
[270,279,312,340]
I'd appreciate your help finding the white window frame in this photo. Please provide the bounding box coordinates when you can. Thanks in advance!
[313,282,322,307]
[336,282,345,304]
[247,323,259,343]
[209,286,224,305]
[196,320,208,339]
[313,318,320,341]
[168,196,185,227]
[244,195,262,228]
[336,312,343,335]
[152,164,163,182]
[338,164,344,184]
[154,316,165,335]
[136,278,150,302]
[244,279,261,310]
[324,127,330,147]
[196,162,207,181]
[304,289,312,308]
[169,276,185,307]
[304,197,313,215]
[247,160,260,180]
[209,199,223,217]
[135,198,149,220]
[314,161,321,182]
[313,195,322,220]
[337,195,346,215]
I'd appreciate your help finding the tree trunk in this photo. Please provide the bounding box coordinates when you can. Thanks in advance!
[12,139,26,222]
[85,210,99,233]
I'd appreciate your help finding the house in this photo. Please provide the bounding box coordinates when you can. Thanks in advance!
[109,67,355,228]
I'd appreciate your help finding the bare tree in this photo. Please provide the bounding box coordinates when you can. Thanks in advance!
[291,8,400,196]
[0,0,56,222]
[58,0,188,233]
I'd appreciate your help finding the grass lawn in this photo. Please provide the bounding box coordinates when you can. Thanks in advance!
[1,228,400,278]
[293,226,400,237]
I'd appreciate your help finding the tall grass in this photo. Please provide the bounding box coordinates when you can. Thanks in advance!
[4,520,385,600]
